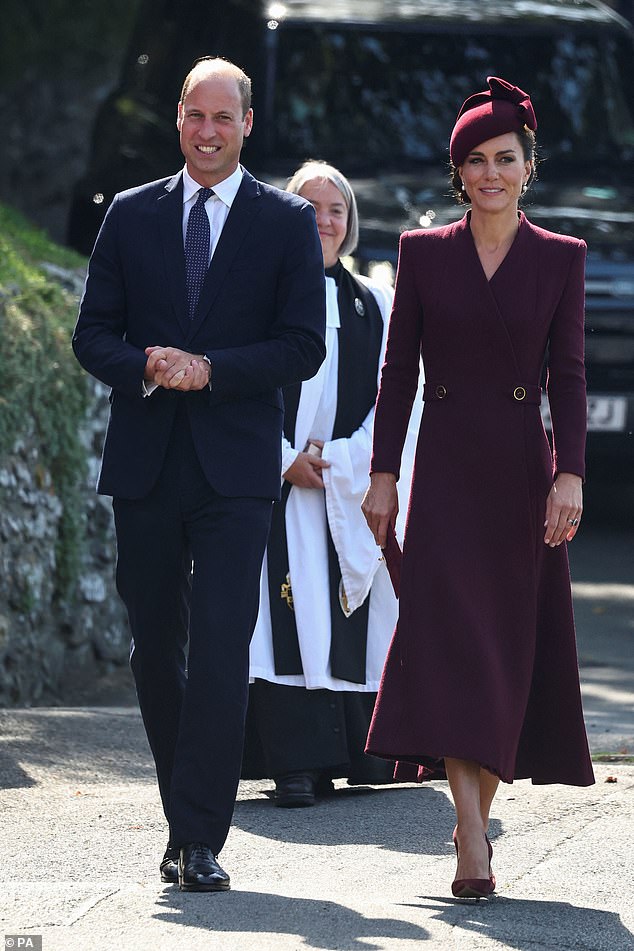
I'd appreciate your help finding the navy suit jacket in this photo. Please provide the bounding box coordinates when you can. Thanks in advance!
[73,168,326,500]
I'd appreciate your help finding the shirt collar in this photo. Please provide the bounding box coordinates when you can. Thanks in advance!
[181,164,244,208]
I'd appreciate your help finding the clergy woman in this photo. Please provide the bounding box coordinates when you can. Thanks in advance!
[362,78,594,899]
[243,161,420,807]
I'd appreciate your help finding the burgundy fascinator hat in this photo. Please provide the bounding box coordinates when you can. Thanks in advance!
[449,76,537,168]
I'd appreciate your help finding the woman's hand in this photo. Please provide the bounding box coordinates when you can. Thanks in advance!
[283,446,330,488]
[361,472,399,547]
[544,472,583,546]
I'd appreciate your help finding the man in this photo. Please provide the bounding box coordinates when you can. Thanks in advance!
[73,57,325,892]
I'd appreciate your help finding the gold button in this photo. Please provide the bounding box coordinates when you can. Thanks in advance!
[436,385,447,399]
[514,386,526,401]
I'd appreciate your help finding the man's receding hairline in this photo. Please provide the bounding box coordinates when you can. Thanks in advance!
[180,62,248,105]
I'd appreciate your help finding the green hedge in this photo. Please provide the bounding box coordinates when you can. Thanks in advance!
[0,204,89,596]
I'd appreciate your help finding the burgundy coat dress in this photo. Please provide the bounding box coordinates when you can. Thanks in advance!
[366,211,595,786]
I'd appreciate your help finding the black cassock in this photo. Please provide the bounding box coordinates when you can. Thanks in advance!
[242,262,395,784]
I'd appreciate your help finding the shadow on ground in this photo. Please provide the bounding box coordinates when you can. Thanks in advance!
[0,707,153,788]
[150,889,634,951]
[233,783,504,856]
[154,889,430,950]
[409,895,634,951]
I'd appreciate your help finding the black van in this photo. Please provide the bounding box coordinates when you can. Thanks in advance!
[259,0,634,472]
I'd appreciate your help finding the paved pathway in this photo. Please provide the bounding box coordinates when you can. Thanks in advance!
[1,486,632,950]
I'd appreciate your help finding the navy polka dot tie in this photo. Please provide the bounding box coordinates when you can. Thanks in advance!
[185,187,214,320]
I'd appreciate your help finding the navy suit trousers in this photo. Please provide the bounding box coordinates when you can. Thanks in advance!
[113,404,272,853]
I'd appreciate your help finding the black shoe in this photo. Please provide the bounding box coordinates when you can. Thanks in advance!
[160,843,179,884]
[178,843,231,892]
[274,771,316,808]
[315,775,336,797]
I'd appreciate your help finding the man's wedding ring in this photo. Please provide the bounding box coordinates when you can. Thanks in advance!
[567,518,579,526]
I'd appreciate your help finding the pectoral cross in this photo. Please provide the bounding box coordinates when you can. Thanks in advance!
[280,573,294,611]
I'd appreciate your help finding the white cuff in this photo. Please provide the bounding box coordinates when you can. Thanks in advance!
[281,446,300,478]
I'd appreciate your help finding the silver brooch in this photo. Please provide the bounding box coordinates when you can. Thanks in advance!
[354,297,365,316]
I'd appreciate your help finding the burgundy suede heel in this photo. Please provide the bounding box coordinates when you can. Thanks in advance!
[451,877,495,899]
[486,834,496,891]
[451,828,496,899]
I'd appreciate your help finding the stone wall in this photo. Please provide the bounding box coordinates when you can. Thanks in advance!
[0,272,129,707]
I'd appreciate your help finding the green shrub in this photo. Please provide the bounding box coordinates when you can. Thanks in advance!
[0,204,89,596]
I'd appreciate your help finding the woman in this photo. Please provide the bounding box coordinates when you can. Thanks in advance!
[244,161,420,807]
[362,78,594,898]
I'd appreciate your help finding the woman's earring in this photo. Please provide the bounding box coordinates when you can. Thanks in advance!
[461,181,465,192]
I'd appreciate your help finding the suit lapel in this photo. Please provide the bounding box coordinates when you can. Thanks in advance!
[185,170,262,345]
[157,173,189,336]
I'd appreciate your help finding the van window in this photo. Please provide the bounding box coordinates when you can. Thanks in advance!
[264,25,634,168]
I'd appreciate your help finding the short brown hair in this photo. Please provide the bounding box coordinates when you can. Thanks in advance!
[180,57,252,117]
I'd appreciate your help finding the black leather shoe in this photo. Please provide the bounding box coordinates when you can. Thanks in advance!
[274,771,316,807]
[160,843,179,884]
[315,775,336,797]
[178,843,230,892]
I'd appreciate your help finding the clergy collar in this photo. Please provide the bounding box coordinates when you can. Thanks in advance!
[324,259,344,285]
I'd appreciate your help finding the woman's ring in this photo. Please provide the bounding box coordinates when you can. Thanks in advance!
[568,518,579,526]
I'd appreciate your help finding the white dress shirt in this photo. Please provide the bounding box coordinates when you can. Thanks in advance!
[181,163,243,261]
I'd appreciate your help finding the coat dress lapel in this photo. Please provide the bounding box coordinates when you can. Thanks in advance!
[462,210,528,381]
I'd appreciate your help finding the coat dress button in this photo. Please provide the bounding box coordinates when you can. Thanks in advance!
[513,386,526,401]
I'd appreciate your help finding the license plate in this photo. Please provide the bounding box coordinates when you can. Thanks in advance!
[541,396,627,432]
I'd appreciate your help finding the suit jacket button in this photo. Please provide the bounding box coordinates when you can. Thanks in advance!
[436,385,447,399]
[514,386,526,401]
